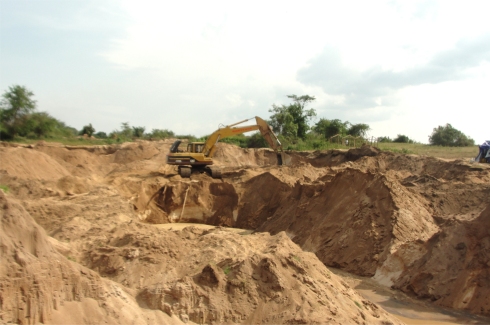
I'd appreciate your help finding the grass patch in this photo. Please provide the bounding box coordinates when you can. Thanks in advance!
[66,255,76,262]
[354,300,362,309]
[0,185,9,193]
[378,143,478,160]
[223,265,231,275]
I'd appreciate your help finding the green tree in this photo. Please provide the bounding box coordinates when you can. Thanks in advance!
[347,123,370,137]
[94,131,108,139]
[80,123,95,137]
[53,121,78,137]
[269,95,316,139]
[246,132,268,148]
[429,124,474,147]
[0,85,37,138]
[377,136,392,143]
[149,128,174,139]
[314,118,349,139]
[29,112,57,137]
[132,126,145,138]
[120,122,133,138]
[393,134,413,143]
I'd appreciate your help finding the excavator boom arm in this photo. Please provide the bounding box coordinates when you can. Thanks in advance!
[202,116,282,157]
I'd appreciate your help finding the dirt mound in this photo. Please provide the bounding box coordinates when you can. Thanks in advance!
[135,229,399,324]
[0,147,70,180]
[257,168,438,277]
[393,204,490,313]
[345,144,382,161]
[2,140,490,321]
[0,191,177,325]
[1,190,401,324]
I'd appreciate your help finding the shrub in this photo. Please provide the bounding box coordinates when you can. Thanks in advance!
[393,134,414,143]
[429,124,475,147]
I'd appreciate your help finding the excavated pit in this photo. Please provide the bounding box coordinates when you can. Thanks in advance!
[1,140,490,324]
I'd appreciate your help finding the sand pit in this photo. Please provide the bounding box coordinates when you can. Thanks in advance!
[1,140,489,324]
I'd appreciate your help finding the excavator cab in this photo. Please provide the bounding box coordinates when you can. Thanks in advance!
[187,142,204,153]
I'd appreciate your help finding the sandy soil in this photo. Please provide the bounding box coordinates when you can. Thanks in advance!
[1,140,489,324]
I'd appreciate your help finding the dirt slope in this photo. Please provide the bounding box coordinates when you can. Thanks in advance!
[0,191,177,325]
[393,204,490,313]
[1,140,489,322]
[0,141,405,324]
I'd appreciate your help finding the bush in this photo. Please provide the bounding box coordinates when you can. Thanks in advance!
[429,124,475,147]
[80,123,95,137]
[132,126,145,138]
[220,134,249,148]
[246,133,268,148]
[149,128,175,139]
[377,136,392,143]
[176,134,198,142]
[94,131,107,139]
[393,134,414,143]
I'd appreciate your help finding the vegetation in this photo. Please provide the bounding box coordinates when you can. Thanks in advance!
[378,142,477,159]
[0,85,479,162]
[377,136,392,143]
[94,131,108,139]
[393,134,415,143]
[314,118,349,139]
[80,123,95,137]
[269,95,317,140]
[313,118,370,139]
[0,85,37,138]
[0,85,80,140]
[347,123,370,137]
[429,124,475,147]
[219,133,269,149]
[149,128,175,139]
[132,126,146,138]
[223,265,231,275]
[0,184,9,193]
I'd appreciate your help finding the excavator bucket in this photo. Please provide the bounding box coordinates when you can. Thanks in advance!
[255,116,291,166]
[279,152,292,166]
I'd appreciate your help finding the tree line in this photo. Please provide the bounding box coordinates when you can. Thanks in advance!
[0,85,476,147]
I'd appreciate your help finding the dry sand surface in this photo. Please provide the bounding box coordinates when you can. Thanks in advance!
[1,140,489,324]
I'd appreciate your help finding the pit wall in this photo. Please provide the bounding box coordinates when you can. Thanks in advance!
[135,150,490,316]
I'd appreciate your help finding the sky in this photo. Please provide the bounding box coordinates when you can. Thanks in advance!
[1,0,489,144]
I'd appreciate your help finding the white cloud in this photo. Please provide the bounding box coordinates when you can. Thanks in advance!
[3,0,490,143]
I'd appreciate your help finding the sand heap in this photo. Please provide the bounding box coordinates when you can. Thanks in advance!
[0,141,404,324]
[0,191,178,325]
[1,140,490,321]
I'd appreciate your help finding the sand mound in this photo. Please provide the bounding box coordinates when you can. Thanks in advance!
[2,141,490,321]
[0,191,177,324]
[0,147,70,180]
[393,204,490,313]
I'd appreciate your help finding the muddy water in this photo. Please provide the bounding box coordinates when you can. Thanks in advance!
[153,223,489,324]
[153,222,253,235]
[331,268,490,325]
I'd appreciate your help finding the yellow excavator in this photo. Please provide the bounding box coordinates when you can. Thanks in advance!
[167,116,285,178]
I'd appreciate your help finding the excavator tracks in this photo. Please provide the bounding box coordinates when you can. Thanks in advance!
[178,166,192,178]
[178,166,222,179]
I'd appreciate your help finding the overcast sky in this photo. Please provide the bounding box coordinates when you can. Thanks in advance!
[1,0,489,144]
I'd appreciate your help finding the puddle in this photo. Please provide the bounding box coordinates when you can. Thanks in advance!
[152,222,253,235]
[331,268,490,325]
